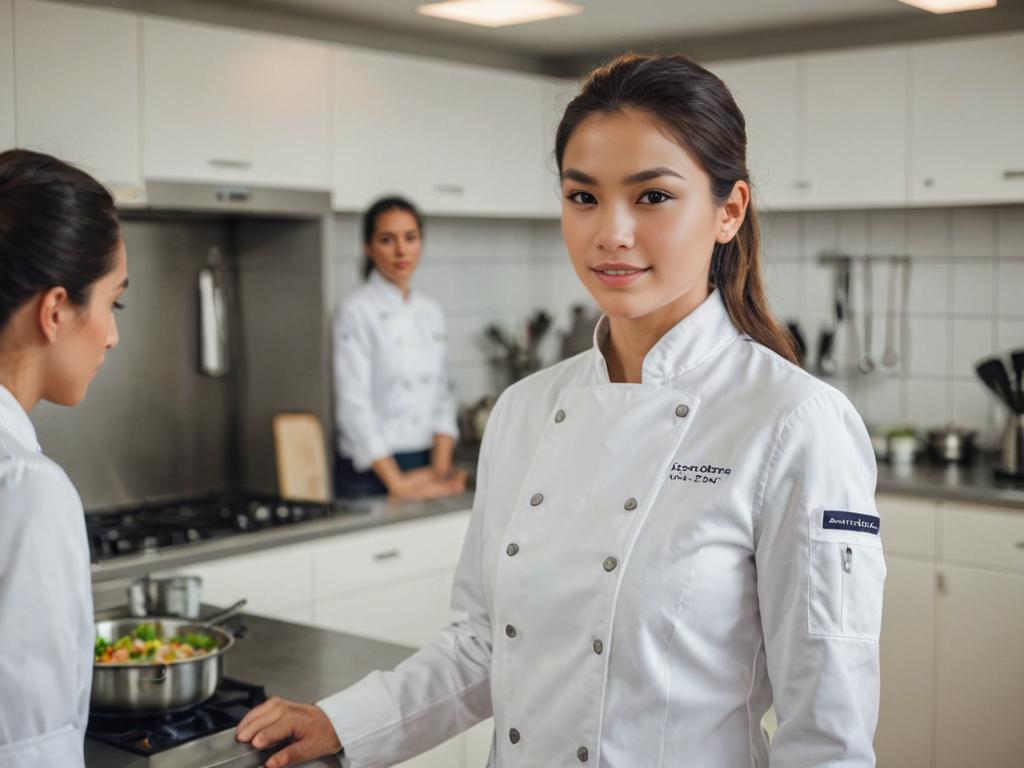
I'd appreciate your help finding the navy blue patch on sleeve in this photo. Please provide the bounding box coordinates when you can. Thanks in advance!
[823,510,881,535]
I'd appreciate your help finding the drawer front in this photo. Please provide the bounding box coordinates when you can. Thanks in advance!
[313,511,471,600]
[941,503,1024,573]
[172,543,314,615]
[876,494,937,560]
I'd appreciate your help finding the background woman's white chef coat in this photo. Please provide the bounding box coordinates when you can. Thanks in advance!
[333,270,458,471]
[319,289,885,767]
[0,385,93,768]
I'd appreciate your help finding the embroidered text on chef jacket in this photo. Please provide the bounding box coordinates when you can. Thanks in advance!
[0,384,93,768]
[332,270,458,471]
[320,289,885,767]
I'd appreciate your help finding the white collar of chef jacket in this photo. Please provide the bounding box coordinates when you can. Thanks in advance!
[367,269,412,306]
[590,287,743,385]
[0,383,41,453]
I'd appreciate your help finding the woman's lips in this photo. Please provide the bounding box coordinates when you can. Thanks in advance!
[591,264,650,287]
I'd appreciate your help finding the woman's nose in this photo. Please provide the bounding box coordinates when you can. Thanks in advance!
[595,205,635,251]
[107,315,120,349]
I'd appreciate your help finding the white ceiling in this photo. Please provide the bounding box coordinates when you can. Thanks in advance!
[227,0,922,54]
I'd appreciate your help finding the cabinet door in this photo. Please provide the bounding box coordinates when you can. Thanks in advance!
[934,565,1024,768]
[910,32,1024,205]
[0,0,13,151]
[13,0,140,197]
[333,46,546,217]
[142,17,330,190]
[709,57,803,211]
[875,557,935,768]
[802,45,909,209]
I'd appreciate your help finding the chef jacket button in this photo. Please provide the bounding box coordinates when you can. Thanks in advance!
[506,542,520,557]
[603,556,618,572]
[554,409,566,423]
[509,728,521,744]
[505,624,517,638]
[675,404,690,418]
[624,497,637,511]
[530,493,544,507]
[577,746,589,762]
[592,639,603,655]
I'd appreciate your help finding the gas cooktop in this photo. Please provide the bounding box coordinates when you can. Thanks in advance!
[86,678,282,768]
[86,491,344,563]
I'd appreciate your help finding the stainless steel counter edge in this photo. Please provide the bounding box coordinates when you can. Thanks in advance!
[91,492,476,584]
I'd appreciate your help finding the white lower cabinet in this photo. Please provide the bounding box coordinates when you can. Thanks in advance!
[875,556,934,768]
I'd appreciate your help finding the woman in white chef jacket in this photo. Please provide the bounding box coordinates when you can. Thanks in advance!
[238,54,885,768]
[332,196,466,501]
[0,150,128,767]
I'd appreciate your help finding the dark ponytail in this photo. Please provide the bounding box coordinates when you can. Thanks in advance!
[554,54,798,365]
[0,149,120,331]
[361,196,424,279]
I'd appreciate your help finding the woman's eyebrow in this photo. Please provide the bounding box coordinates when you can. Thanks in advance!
[622,167,685,184]
[561,168,597,184]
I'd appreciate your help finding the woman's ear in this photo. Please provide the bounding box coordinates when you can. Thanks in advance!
[37,286,70,343]
[716,180,750,244]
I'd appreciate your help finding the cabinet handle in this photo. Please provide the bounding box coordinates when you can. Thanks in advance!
[208,158,253,170]
[1003,170,1024,181]
[792,180,812,190]
[434,183,465,195]
[373,549,401,561]
[216,186,251,202]
[936,571,947,594]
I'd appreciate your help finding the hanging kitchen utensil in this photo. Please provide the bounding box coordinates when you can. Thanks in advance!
[975,357,1018,412]
[816,327,837,377]
[1010,349,1024,412]
[198,246,230,378]
[858,259,875,374]
[880,257,900,369]
[785,321,807,368]
[899,258,912,374]
[819,261,845,376]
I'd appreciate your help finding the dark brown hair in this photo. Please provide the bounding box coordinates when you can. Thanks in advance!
[0,149,120,331]
[555,53,798,364]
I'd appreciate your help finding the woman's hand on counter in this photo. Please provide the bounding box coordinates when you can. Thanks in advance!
[235,696,340,768]
[388,467,467,500]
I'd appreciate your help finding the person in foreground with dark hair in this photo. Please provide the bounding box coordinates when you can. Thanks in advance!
[0,149,128,767]
[238,54,883,768]
[331,196,465,500]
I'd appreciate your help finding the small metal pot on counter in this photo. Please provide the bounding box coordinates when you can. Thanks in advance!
[925,426,978,465]
[129,575,202,619]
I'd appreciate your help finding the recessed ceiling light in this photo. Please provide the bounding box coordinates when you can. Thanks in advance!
[897,0,997,13]
[416,0,583,28]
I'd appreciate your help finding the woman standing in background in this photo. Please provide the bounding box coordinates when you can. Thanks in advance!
[0,149,128,767]
[333,196,466,500]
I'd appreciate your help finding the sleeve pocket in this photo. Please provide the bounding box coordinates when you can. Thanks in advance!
[808,536,886,640]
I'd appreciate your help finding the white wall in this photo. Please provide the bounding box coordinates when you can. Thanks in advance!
[330,205,1024,446]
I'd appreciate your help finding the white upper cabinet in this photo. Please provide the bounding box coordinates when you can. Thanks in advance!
[709,56,802,211]
[13,0,140,197]
[334,46,548,216]
[802,46,909,209]
[537,77,577,217]
[142,17,331,190]
[0,0,13,152]
[910,32,1024,205]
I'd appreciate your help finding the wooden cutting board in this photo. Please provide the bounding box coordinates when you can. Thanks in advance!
[272,412,330,502]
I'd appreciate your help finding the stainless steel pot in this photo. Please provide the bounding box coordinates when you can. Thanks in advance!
[128,575,202,619]
[925,426,977,464]
[92,601,245,715]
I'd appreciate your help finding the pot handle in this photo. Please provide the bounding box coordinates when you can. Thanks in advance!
[205,599,248,626]
[152,664,168,684]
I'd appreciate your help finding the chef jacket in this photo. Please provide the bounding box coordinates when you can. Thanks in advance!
[0,384,93,768]
[319,288,885,767]
[333,270,459,471]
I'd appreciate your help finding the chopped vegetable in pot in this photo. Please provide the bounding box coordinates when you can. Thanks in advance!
[95,623,217,664]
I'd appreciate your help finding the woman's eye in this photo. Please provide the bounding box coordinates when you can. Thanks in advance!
[113,302,125,311]
[567,190,597,205]
[638,190,672,205]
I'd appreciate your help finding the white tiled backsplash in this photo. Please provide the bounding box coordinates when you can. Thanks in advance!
[330,206,1024,446]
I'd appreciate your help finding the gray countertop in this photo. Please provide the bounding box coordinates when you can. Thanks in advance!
[876,454,1024,509]
[85,610,416,768]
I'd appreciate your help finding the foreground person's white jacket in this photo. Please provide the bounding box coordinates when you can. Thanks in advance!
[321,289,885,768]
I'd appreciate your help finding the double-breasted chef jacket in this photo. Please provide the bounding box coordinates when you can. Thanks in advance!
[0,385,93,767]
[320,288,885,767]
[333,270,459,471]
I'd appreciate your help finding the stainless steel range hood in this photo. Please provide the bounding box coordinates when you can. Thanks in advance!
[121,180,331,218]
